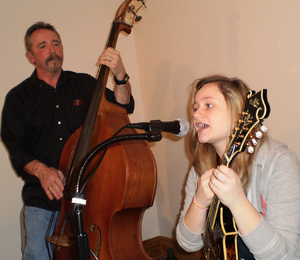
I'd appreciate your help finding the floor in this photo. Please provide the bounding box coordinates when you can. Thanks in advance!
[143,236,205,259]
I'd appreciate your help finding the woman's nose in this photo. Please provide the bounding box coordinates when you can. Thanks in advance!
[193,108,203,119]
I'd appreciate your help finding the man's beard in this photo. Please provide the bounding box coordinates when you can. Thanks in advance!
[45,53,63,73]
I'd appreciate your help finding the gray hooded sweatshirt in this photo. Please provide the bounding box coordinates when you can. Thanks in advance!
[176,137,300,259]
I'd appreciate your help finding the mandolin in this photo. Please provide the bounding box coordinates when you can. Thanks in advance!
[202,89,270,260]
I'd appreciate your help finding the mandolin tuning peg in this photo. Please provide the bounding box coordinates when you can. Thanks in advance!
[255,131,262,139]
[247,145,254,154]
[251,138,258,146]
[260,125,268,132]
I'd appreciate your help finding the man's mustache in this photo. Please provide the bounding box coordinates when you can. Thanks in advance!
[45,54,63,64]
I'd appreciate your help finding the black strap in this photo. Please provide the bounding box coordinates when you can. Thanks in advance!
[237,236,255,260]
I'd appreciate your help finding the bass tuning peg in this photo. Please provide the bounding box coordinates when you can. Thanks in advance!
[138,0,147,9]
[129,5,142,21]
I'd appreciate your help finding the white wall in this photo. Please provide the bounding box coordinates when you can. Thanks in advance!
[132,0,300,237]
[1,0,300,259]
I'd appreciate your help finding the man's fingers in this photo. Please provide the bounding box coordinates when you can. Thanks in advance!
[47,184,63,200]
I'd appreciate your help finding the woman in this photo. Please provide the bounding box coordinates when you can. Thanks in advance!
[176,75,300,259]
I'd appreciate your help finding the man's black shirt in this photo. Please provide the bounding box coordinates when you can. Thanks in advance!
[1,70,134,210]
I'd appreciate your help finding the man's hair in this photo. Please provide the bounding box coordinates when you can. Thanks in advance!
[24,21,61,52]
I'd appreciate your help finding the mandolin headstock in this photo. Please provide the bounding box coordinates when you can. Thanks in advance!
[114,0,147,29]
[223,89,271,166]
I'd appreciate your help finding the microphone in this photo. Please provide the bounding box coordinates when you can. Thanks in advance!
[127,118,190,137]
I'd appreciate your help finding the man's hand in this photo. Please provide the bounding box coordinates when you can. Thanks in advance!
[97,47,131,104]
[98,47,126,80]
[24,160,65,200]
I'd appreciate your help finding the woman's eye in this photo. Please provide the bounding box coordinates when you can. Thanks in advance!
[206,103,212,108]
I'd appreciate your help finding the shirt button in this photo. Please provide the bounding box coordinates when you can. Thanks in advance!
[56,105,59,108]
[58,121,61,125]
[59,137,63,141]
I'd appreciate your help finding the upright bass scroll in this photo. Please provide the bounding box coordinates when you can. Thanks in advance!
[47,1,157,259]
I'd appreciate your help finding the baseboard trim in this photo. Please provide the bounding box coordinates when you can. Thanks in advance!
[143,236,204,259]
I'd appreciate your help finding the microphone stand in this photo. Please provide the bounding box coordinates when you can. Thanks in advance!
[70,131,162,260]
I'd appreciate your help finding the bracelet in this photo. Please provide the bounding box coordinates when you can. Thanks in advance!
[114,73,129,85]
[192,196,208,211]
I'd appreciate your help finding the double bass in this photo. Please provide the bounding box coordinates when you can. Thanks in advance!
[47,1,157,259]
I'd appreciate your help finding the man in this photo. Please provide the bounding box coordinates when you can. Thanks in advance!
[1,21,134,260]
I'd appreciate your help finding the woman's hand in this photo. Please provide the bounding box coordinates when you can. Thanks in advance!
[209,165,261,235]
[194,168,215,209]
[184,168,215,233]
[209,165,247,211]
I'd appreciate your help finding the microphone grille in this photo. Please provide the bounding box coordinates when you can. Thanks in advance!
[176,118,190,137]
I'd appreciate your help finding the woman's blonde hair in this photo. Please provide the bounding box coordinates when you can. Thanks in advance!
[190,75,267,191]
